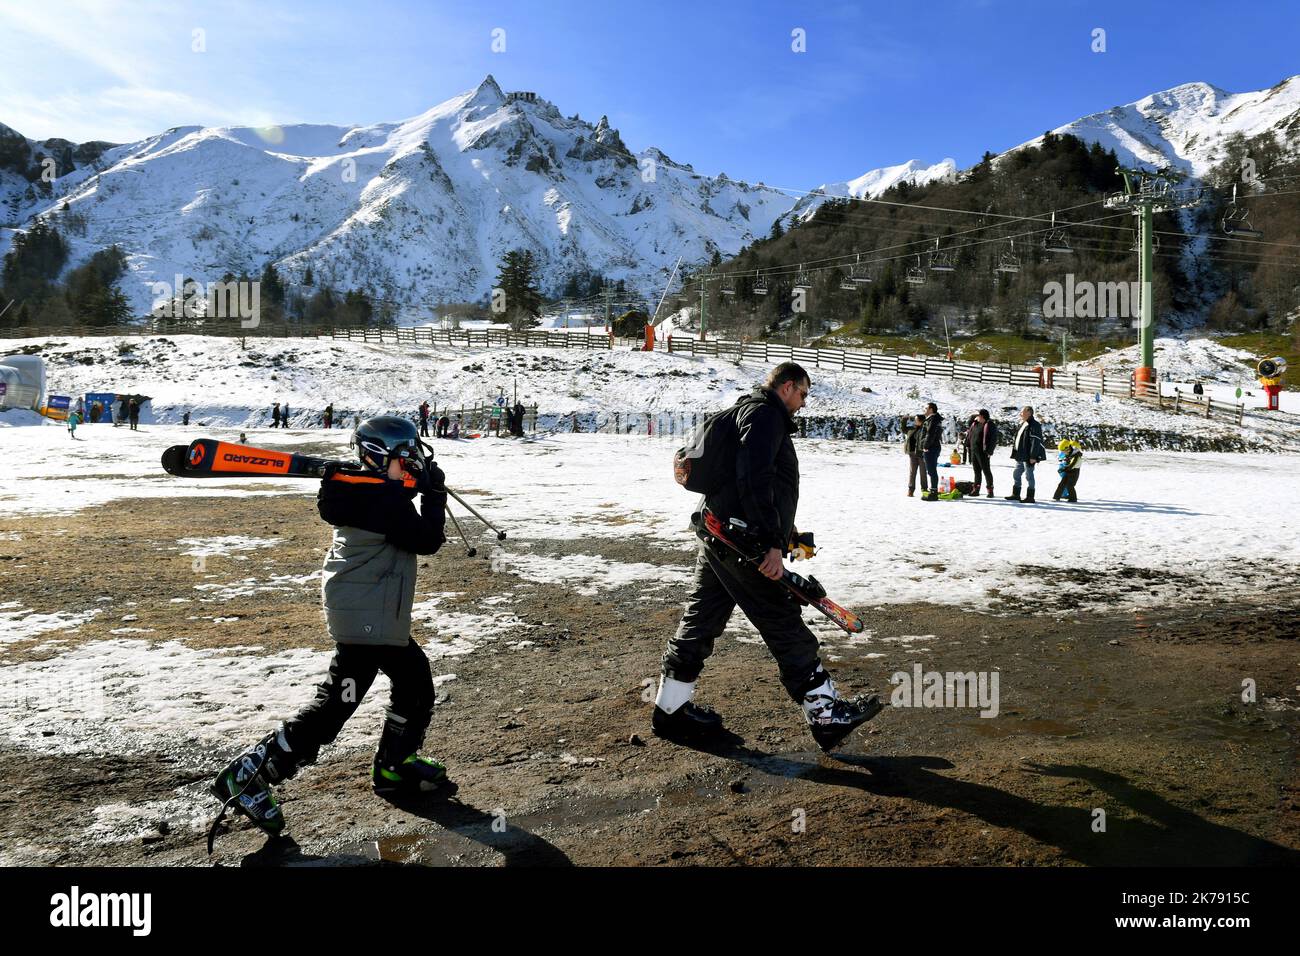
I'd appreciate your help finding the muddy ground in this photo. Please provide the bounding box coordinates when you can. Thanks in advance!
[0,492,1296,867]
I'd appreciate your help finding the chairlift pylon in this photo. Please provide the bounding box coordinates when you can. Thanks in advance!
[1221,183,1263,239]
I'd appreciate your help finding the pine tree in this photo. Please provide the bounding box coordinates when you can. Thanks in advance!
[494,248,542,330]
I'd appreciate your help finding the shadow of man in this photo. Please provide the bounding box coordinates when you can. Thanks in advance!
[666,735,1297,865]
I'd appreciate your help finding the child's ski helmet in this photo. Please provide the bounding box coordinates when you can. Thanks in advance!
[1057,438,1073,451]
[353,416,423,473]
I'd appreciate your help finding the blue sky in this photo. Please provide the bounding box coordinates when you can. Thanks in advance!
[2,0,1297,190]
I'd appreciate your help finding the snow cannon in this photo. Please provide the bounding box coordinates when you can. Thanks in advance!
[1257,357,1287,411]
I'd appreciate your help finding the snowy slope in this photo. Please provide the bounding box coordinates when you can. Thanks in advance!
[1,334,1293,452]
[786,159,959,222]
[1007,75,1300,176]
[0,78,803,315]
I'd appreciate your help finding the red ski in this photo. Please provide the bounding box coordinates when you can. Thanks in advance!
[161,439,417,488]
[697,508,865,634]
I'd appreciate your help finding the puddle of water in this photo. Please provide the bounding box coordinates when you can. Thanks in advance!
[967,718,1082,739]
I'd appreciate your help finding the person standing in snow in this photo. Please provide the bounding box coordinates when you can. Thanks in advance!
[512,400,526,437]
[418,401,431,438]
[282,402,290,428]
[211,417,451,839]
[653,362,883,752]
[1193,381,1204,397]
[324,403,334,430]
[918,402,944,502]
[116,395,128,427]
[183,410,190,426]
[271,402,281,429]
[904,414,927,497]
[66,409,81,439]
[966,409,998,498]
[128,397,141,431]
[1006,406,1046,503]
[1052,439,1083,503]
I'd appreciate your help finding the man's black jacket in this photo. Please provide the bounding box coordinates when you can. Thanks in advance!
[705,387,799,552]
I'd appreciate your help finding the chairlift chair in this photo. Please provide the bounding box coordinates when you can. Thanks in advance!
[752,271,768,296]
[905,254,926,286]
[1221,184,1263,239]
[850,253,873,285]
[1128,231,1161,253]
[721,275,737,296]
[993,239,1020,275]
[928,238,956,273]
[1042,212,1073,254]
[793,265,812,291]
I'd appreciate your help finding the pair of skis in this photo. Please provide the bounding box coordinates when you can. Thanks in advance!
[696,508,864,634]
[160,438,508,547]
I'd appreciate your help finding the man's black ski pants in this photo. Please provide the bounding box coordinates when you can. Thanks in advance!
[663,543,823,701]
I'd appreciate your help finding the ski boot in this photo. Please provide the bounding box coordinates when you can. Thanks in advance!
[651,676,724,742]
[373,753,449,795]
[802,671,884,751]
[373,717,449,795]
[210,729,295,840]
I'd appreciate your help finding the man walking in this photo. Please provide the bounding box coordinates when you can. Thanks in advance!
[919,402,943,502]
[654,362,883,752]
[418,400,431,438]
[967,409,998,497]
[271,402,281,429]
[1006,405,1046,503]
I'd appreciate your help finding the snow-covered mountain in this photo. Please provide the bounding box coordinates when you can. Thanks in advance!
[7,72,1297,318]
[786,158,958,221]
[0,122,116,222]
[2,77,813,316]
[1007,74,1300,177]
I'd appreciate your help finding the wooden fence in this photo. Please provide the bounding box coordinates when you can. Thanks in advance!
[665,334,1046,387]
[1050,370,1244,425]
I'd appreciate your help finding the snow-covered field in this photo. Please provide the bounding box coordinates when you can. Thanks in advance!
[2,423,1296,616]
[3,334,1294,450]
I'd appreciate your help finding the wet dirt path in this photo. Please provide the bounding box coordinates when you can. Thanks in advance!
[0,494,1295,866]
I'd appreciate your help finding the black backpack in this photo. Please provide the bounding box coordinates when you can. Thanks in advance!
[673,404,743,494]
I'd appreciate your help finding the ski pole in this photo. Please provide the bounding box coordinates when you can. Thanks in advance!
[440,485,507,540]
[445,504,477,557]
